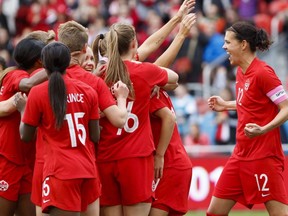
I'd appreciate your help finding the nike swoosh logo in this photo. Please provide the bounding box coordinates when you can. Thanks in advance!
[262,194,270,197]
[43,199,50,203]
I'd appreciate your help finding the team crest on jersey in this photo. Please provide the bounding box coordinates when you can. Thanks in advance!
[244,79,250,91]
[0,180,9,191]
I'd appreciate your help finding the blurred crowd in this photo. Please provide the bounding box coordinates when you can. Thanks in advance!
[1,0,288,145]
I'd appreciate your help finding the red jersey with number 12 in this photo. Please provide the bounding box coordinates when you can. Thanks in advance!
[233,57,287,162]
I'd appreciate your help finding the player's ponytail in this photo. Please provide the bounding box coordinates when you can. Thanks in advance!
[41,42,71,129]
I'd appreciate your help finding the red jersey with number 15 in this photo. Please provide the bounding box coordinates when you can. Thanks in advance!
[97,61,168,162]
[22,75,99,180]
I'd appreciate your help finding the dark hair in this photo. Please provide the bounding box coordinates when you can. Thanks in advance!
[0,56,6,70]
[13,37,46,70]
[41,42,71,129]
[227,21,272,52]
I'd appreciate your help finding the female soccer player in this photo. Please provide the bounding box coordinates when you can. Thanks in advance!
[82,46,96,73]
[93,22,178,216]
[149,89,193,216]
[207,21,288,215]
[19,42,101,216]
[0,37,47,216]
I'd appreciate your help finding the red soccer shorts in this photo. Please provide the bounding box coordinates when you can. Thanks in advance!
[152,167,192,215]
[42,176,101,213]
[97,155,154,206]
[0,155,32,201]
[214,156,288,208]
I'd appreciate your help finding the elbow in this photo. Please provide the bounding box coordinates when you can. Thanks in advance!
[20,134,32,142]
[168,73,179,85]
[168,114,177,126]
[112,116,127,128]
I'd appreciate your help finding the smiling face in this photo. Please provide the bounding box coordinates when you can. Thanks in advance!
[82,46,95,72]
[222,31,242,67]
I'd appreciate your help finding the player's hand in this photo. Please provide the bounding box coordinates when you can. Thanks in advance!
[176,0,196,21]
[208,96,226,112]
[244,123,264,138]
[14,92,27,112]
[94,64,106,77]
[151,85,160,98]
[178,13,196,37]
[111,80,129,99]
[154,153,164,179]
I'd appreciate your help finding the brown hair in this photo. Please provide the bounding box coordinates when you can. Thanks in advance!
[92,23,135,98]
[58,21,88,52]
[26,30,56,45]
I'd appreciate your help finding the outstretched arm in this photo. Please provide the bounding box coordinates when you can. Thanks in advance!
[137,0,195,61]
[154,13,196,67]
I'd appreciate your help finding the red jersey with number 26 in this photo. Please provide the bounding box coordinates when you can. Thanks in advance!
[22,76,99,180]
[233,57,288,162]
[97,61,168,162]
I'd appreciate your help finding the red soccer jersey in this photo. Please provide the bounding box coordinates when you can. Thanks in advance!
[22,76,99,179]
[97,61,168,162]
[66,64,116,111]
[0,69,29,164]
[233,57,286,162]
[150,90,192,169]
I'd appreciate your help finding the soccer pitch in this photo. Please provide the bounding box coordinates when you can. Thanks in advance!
[185,210,268,216]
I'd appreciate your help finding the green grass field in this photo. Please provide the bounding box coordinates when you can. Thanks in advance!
[185,210,268,216]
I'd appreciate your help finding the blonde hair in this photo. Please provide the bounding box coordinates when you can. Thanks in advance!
[26,30,56,45]
[58,21,88,52]
[92,23,135,98]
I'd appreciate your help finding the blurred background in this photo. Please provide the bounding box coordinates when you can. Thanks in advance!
[1,0,288,214]
[1,0,288,147]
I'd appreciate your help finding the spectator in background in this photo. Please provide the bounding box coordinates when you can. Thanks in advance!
[196,97,217,145]
[214,86,237,145]
[170,84,198,139]
[184,123,210,146]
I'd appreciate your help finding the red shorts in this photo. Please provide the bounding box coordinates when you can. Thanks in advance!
[152,167,192,215]
[42,176,101,213]
[31,161,44,206]
[0,155,32,201]
[152,168,192,215]
[214,156,288,208]
[97,155,154,206]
